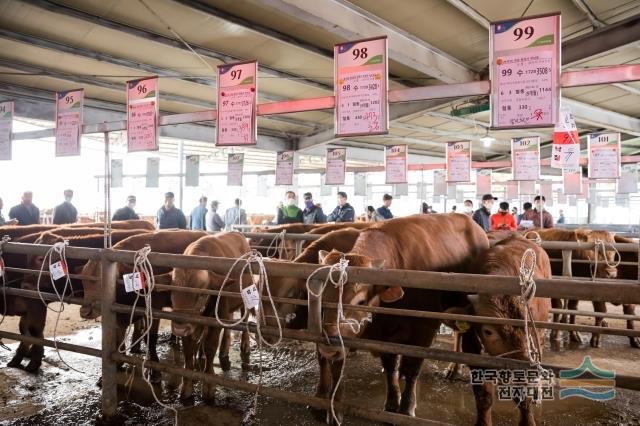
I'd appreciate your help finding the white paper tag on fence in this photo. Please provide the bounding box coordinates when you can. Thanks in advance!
[49,261,67,280]
[241,284,260,310]
[123,272,145,293]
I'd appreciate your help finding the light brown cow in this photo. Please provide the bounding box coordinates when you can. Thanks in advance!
[170,232,251,401]
[316,214,489,422]
[250,223,318,260]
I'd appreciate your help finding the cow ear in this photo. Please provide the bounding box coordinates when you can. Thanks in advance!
[318,250,329,263]
[443,304,474,332]
[575,229,589,242]
[371,258,385,269]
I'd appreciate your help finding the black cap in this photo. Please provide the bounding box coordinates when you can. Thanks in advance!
[303,192,313,199]
[482,194,498,201]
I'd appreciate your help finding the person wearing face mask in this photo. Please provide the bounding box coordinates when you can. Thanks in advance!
[157,192,187,229]
[205,200,225,232]
[277,191,303,224]
[463,200,474,216]
[112,195,140,221]
[52,189,78,225]
[9,191,40,226]
[491,201,517,231]
[327,191,355,222]
[521,195,554,228]
[301,192,327,224]
[472,194,497,232]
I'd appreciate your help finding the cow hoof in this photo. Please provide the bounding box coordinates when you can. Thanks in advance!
[590,335,602,348]
[384,400,400,413]
[630,337,640,349]
[241,362,254,372]
[600,319,609,328]
[570,331,585,344]
[219,355,231,372]
[7,357,23,369]
[202,383,216,404]
[445,365,461,381]
[96,376,103,388]
[241,352,251,366]
[179,387,194,401]
[24,361,42,373]
[550,330,561,341]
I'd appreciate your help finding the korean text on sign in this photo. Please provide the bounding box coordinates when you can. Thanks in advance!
[588,133,620,180]
[385,145,407,184]
[335,37,388,137]
[325,148,346,185]
[490,13,560,128]
[0,101,13,161]
[551,106,580,169]
[446,141,471,183]
[227,153,244,186]
[127,77,159,152]
[55,89,83,157]
[511,137,540,181]
[276,151,295,186]
[217,61,257,146]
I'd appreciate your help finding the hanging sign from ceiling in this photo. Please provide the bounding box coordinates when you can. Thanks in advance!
[55,89,83,157]
[511,136,540,181]
[446,141,471,183]
[490,13,560,129]
[385,145,408,184]
[0,101,13,161]
[563,166,583,195]
[476,169,492,195]
[275,151,295,186]
[126,77,159,152]
[588,132,620,180]
[325,147,346,185]
[334,36,388,137]
[217,61,257,146]
[551,106,580,169]
[227,153,244,186]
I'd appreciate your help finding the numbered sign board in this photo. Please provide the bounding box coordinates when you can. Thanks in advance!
[127,77,159,152]
[511,136,540,181]
[146,157,160,188]
[618,164,638,194]
[0,101,13,161]
[385,145,407,184]
[55,89,83,157]
[275,151,294,186]
[217,61,257,146]
[335,36,388,137]
[476,169,492,195]
[111,159,123,188]
[588,132,620,179]
[490,13,560,129]
[433,170,447,196]
[446,141,471,183]
[185,155,200,187]
[227,153,244,186]
[563,167,583,195]
[325,148,346,185]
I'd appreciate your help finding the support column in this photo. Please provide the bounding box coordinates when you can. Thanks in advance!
[178,140,184,211]
[103,132,112,248]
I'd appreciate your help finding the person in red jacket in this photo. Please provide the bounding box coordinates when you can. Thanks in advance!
[491,201,517,231]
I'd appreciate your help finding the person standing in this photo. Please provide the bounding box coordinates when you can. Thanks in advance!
[112,195,140,221]
[376,194,394,220]
[491,201,517,231]
[276,191,303,224]
[205,200,225,232]
[189,196,208,230]
[521,195,554,228]
[52,189,78,225]
[463,200,474,216]
[224,198,247,231]
[327,192,355,223]
[511,206,518,219]
[157,192,187,229]
[9,191,40,226]
[301,192,326,225]
[557,209,566,225]
[472,194,497,232]
[0,197,18,225]
[518,202,532,226]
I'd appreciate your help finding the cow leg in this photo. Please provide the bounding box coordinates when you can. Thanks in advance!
[517,398,536,426]
[445,331,463,380]
[623,304,640,348]
[7,316,30,368]
[550,299,563,341]
[147,319,162,383]
[461,331,494,426]
[328,358,346,425]
[180,335,197,401]
[309,351,332,422]
[380,353,400,413]
[590,301,607,348]
[398,356,423,417]
[218,328,232,372]
[24,306,47,373]
[566,300,585,344]
[240,330,251,370]
[203,327,222,403]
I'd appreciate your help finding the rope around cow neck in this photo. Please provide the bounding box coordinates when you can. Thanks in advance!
[117,246,178,425]
[523,230,543,246]
[590,238,621,281]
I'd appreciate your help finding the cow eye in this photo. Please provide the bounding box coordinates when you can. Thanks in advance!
[483,328,494,337]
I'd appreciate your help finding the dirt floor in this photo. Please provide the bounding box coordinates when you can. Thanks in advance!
[1,302,639,426]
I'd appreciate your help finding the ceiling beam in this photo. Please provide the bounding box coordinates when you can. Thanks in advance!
[260,0,478,84]
[562,98,640,137]
[445,0,489,29]
[571,0,606,29]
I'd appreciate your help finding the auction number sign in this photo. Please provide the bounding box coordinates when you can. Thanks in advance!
[325,147,346,185]
[217,61,257,146]
[127,77,159,152]
[385,145,407,184]
[276,151,295,186]
[55,89,83,157]
[227,153,245,186]
[490,13,560,129]
[511,136,540,181]
[588,132,620,179]
[334,36,388,137]
[0,101,13,161]
[446,141,471,183]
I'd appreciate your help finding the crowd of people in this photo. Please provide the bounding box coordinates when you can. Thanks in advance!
[467,193,557,232]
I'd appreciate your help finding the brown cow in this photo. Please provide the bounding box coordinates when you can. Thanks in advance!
[250,223,318,260]
[301,221,374,249]
[446,235,552,426]
[170,233,251,401]
[316,214,489,422]
[526,228,617,346]
[609,235,639,348]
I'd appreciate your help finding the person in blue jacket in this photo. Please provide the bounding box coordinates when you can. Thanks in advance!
[376,194,393,220]
[327,191,355,223]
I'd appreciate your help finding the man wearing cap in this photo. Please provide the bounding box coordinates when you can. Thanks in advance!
[302,192,326,224]
[491,201,517,231]
[113,196,140,221]
[472,194,497,232]
[327,191,355,223]
[521,195,554,228]
[205,200,225,232]
[157,192,187,229]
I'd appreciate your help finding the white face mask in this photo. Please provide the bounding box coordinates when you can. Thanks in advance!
[128,202,136,209]
[286,198,296,206]
[465,206,473,213]
[536,203,545,211]
[64,197,72,203]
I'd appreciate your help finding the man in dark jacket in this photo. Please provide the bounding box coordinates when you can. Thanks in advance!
[376,194,393,220]
[472,193,497,232]
[113,195,140,221]
[52,189,78,225]
[9,191,39,226]
[157,192,187,229]
[302,192,326,225]
[327,191,355,223]
[0,197,18,225]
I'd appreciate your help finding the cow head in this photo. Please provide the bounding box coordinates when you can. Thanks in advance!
[576,230,618,279]
[170,266,212,337]
[315,249,385,361]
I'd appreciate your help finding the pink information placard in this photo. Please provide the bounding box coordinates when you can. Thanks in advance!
[490,13,560,129]
[519,180,536,195]
[588,132,620,179]
[551,106,580,169]
[446,141,471,183]
[385,145,407,184]
[563,167,583,195]
[335,36,388,137]
[127,77,159,152]
[476,169,492,195]
[217,61,257,146]
[511,136,540,181]
[618,164,638,194]
[506,180,519,200]
[325,148,346,185]
[275,151,294,186]
[0,101,13,161]
[227,153,244,186]
[55,89,83,157]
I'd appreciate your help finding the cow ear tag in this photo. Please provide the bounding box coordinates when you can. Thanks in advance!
[455,321,471,333]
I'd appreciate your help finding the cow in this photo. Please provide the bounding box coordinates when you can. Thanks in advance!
[444,235,552,426]
[315,214,489,422]
[170,232,251,401]
[525,228,617,346]
[608,235,639,348]
[250,223,318,260]
[301,222,374,249]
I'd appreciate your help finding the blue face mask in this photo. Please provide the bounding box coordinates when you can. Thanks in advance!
[305,200,313,209]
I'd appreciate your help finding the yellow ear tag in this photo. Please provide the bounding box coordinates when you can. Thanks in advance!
[455,321,471,333]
